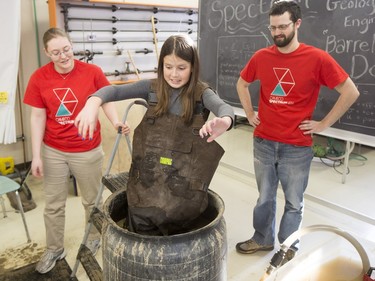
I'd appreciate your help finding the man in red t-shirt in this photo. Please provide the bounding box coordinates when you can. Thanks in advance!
[235,1,359,260]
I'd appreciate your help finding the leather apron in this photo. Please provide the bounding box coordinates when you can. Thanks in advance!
[126,93,225,235]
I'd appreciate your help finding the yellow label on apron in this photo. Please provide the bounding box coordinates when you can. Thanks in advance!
[160,157,172,165]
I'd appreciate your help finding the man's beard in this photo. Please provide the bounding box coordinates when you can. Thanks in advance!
[273,30,295,48]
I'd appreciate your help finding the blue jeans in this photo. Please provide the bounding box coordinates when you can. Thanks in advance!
[251,137,313,247]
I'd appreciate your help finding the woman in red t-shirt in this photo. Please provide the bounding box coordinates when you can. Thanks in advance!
[23,27,129,274]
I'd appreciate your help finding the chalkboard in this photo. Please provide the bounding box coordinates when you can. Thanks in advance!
[198,0,375,140]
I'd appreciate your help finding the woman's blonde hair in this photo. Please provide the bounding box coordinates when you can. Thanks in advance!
[42,27,71,49]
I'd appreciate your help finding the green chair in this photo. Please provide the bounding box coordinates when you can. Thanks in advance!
[0,176,31,243]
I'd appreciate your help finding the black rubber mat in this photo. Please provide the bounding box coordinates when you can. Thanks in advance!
[0,258,78,281]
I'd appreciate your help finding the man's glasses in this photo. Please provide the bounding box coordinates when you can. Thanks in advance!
[49,46,73,58]
[268,22,294,32]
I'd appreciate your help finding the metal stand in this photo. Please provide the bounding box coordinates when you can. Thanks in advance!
[70,100,148,280]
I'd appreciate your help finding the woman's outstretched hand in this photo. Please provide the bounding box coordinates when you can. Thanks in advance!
[199,116,232,142]
[74,97,102,140]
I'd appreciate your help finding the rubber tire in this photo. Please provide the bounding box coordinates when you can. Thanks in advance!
[102,189,227,281]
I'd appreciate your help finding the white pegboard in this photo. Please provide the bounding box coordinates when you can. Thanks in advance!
[54,0,198,83]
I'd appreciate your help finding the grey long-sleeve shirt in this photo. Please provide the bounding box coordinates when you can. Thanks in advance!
[92,79,234,124]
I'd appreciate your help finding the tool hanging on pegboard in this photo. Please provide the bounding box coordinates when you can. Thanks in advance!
[103,68,156,77]
[73,48,152,56]
[59,0,198,83]
[151,15,159,62]
[66,16,195,26]
[73,50,103,62]
[126,50,140,80]
[60,3,196,15]
[68,27,195,35]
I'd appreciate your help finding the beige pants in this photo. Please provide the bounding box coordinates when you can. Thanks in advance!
[42,144,104,251]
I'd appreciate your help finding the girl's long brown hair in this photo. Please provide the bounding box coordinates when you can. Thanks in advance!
[153,34,208,124]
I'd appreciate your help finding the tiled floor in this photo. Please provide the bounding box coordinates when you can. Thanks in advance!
[1,124,375,280]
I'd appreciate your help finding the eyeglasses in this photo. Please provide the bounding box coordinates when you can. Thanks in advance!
[48,46,73,58]
[268,22,294,32]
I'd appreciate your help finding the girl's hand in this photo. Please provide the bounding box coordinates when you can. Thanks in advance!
[199,116,232,142]
[74,97,102,140]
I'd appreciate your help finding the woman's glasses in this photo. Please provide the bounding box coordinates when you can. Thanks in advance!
[49,46,73,58]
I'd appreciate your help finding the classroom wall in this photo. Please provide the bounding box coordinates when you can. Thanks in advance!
[0,0,198,174]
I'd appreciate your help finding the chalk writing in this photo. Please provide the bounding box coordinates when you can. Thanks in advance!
[207,0,311,34]
[326,0,375,14]
[199,0,375,138]
[344,14,375,33]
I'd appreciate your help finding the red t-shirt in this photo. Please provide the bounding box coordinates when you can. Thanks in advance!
[240,43,348,146]
[23,60,110,152]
